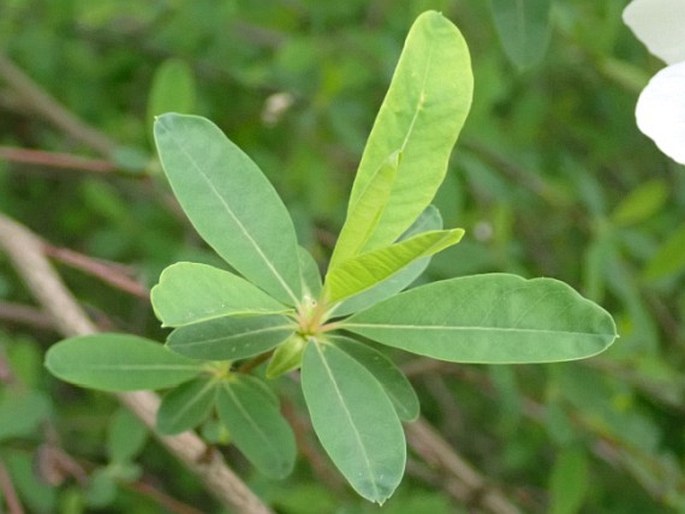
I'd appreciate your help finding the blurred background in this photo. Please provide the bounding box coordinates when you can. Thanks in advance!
[1,0,684,512]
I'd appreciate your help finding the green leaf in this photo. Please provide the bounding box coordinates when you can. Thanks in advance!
[216,375,296,479]
[107,408,148,463]
[167,314,294,361]
[331,336,419,421]
[324,229,464,303]
[301,339,405,504]
[157,377,217,435]
[330,151,400,267]
[490,0,552,70]
[45,334,204,391]
[549,447,590,514]
[299,246,323,298]
[147,59,196,136]
[151,262,289,328]
[0,389,51,442]
[266,334,308,379]
[348,11,473,250]
[344,274,617,363]
[333,205,443,316]
[643,222,685,280]
[611,179,668,226]
[154,113,302,305]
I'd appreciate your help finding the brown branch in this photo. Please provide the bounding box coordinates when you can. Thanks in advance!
[124,480,205,514]
[0,459,24,514]
[0,146,116,173]
[0,301,55,331]
[43,243,149,299]
[0,212,273,514]
[406,417,521,514]
[0,53,117,157]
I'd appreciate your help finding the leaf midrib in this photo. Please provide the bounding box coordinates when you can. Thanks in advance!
[344,323,613,337]
[313,342,380,500]
[172,324,293,347]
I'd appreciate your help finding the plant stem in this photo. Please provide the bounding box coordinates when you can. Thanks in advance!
[0,212,274,514]
[0,53,117,157]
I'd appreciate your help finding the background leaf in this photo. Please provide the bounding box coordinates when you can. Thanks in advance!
[548,447,590,514]
[154,113,302,304]
[106,407,149,463]
[344,274,617,363]
[146,58,196,139]
[301,340,406,504]
[347,11,473,251]
[642,222,685,280]
[489,0,552,70]
[151,262,289,327]
[45,334,204,391]
[216,375,296,479]
[166,314,294,361]
[0,388,51,442]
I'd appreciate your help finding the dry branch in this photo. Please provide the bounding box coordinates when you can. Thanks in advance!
[0,212,273,514]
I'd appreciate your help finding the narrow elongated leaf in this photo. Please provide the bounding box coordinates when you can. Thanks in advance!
[344,274,617,363]
[216,375,296,479]
[167,314,294,361]
[151,262,289,327]
[333,206,443,316]
[45,334,204,391]
[107,408,148,463]
[0,389,51,442]
[301,340,405,504]
[348,11,472,250]
[643,222,685,280]
[549,447,590,514]
[154,114,302,304]
[147,59,195,137]
[324,229,464,303]
[157,377,217,435]
[331,336,419,421]
[299,246,323,298]
[490,0,552,70]
[330,151,400,267]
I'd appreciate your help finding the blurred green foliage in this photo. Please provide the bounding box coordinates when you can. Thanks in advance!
[1,0,683,512]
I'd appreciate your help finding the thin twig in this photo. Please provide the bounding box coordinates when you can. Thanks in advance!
[0,53,117,157]
[406,417,521,514]
[0,301,55,331]
[0,458,24,514]
[124,480,206,514]
[0,146,116,173]
[0,212,273,514]
[43,243,149,299]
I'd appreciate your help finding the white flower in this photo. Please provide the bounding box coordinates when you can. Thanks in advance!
[623,0,685,165]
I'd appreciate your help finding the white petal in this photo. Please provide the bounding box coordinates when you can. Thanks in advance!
[623,0,685,65]
[635,61,685,164]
